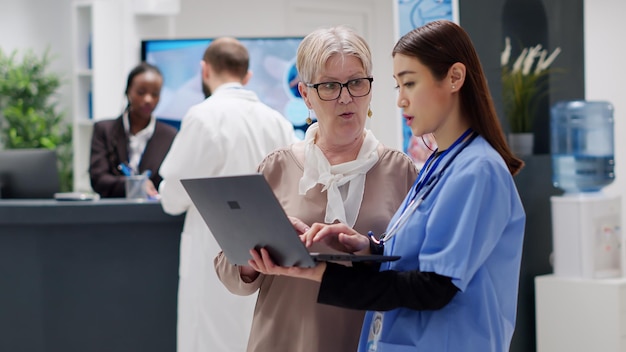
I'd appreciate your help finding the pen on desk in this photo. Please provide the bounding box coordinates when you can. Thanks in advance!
[117,163,132,176]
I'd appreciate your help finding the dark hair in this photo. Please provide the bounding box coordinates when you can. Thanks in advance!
[125,62,162,95]
[202,37,249,80]
[392,20,524,176]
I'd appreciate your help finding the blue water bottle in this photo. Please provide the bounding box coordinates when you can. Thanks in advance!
[550,100,615,193]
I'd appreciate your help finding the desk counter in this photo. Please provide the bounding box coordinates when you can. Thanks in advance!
[0,199,184,352]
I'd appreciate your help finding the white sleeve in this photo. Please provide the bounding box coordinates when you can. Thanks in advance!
[158,110,223,215]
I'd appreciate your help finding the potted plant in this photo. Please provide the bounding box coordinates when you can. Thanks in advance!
[501,36,561,156]
[0,48,73,192]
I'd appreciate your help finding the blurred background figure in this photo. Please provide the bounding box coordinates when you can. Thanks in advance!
[158,37,297,352]
[89,62,177,198]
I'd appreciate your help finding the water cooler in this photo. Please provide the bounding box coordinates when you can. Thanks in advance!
[549,100,622,279]
[536,100,626,352]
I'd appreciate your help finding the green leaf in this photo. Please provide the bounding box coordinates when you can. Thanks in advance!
[0,46,73,191]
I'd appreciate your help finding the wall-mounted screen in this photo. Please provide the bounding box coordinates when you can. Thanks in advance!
[141,37,309,138]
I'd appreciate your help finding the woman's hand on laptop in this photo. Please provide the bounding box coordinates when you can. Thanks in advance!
[248,248,327,282]
[288,216,311,234]
[301,223,369,254]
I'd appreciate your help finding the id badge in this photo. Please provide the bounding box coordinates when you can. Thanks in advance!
[366,311,384,352]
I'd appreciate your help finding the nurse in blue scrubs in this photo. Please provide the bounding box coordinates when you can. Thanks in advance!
[248,19,526,352]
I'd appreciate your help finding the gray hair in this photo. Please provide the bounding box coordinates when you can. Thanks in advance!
[296,25,372,83]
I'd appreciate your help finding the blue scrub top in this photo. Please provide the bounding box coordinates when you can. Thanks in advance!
[359,136,526,352]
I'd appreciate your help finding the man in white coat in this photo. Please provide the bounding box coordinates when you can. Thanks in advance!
[158,37,297,352]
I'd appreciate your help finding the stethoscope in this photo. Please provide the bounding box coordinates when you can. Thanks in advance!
[377,128,478,244]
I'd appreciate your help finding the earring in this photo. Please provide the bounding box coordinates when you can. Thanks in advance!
[367,106,373,118]
[306,110,313,125]
[452,85,456,89]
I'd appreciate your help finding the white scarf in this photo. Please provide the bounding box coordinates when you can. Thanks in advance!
[299,123,380,227]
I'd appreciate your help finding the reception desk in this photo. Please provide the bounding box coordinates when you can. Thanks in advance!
[0,199,184,352]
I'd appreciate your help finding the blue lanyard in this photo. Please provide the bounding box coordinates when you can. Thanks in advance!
[379,128,477,243]
[404,128,475,211]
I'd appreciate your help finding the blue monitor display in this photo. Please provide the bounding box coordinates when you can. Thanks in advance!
[141,37,309,138]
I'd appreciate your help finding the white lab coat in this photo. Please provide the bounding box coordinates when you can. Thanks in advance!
[158,82,297,352]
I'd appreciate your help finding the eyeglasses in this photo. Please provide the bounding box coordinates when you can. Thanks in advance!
[306,77,373,101]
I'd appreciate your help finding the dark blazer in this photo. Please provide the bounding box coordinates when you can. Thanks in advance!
[89,115,177,198]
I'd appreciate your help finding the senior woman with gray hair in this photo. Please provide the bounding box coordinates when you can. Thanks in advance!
[214,25,418,352]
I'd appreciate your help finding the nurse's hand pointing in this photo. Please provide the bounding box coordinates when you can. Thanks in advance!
[288,216,311,235]
[301,222,370,254]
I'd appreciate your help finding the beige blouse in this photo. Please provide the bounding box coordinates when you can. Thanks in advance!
[215,145,418,352]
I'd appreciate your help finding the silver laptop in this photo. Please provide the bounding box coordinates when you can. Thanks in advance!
[180,174,400,268]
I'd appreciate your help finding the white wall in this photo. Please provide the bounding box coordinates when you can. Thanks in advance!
[585,0,626,222]
[0,0,74,125]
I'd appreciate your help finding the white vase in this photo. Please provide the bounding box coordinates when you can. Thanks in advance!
[507,133,534,156]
